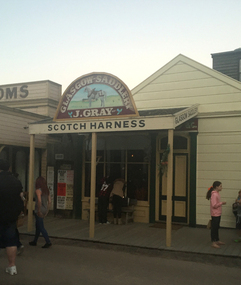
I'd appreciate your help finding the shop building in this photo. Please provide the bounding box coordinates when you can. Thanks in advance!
[2,50,240,233]
[0,80,61,194]
[132,53,241,228]
[28,49,241,231]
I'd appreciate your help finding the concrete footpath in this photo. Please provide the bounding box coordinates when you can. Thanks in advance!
[19,216,241,266]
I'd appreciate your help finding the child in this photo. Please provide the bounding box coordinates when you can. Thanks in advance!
[206,181,226,248]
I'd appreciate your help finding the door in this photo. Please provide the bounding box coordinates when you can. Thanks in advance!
[159,154,188,223]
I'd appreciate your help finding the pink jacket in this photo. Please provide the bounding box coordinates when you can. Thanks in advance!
[210,190,223,217]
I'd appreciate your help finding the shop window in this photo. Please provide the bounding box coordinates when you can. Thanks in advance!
[127,148,151,163]
[84,134,150,201]
[106,150,124,162]
[161,136,187,150]
[84,163,104,197]
[0,149,8,160]
[96,150,104,163]
[85,150,104,162]
[127,164,148,201]
[85,149,91,162]
[106,163,125,180]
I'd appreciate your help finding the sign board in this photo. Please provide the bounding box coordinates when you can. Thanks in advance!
[57,170,74,210]
[175,118,198,131]
[174,104,198,128]
[54,72,139,121]
[55,154,64,160]
[0,84,29,101]
[29,116,174,134]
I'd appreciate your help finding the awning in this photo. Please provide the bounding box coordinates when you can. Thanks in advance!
[28,104,198,135]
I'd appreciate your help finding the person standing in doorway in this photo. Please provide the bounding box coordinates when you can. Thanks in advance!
[110,178,125,225]
[98,176,113,224]
[206,181,226,248]
[29,176,52,248]
[0,159,23,275]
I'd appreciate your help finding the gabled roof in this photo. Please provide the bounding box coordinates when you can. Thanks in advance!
[131,54,241,95]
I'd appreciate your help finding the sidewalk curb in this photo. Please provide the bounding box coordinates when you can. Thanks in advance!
[21,233,241,268]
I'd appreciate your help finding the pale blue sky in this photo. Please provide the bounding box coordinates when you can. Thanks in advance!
[0,0,240,93]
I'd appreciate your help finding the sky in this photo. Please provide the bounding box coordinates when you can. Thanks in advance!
[0,0,240,93]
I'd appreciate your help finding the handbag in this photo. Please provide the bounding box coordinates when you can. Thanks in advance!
[207,219,211,229]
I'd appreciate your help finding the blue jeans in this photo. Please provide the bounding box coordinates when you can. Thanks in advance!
[33,213,51,244]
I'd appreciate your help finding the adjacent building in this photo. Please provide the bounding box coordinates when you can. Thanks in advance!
[0,80,61,194]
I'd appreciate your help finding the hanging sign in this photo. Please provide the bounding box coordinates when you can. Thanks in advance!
[54,72,139,121]
[174,104,198,127]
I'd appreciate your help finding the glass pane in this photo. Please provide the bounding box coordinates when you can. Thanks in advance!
[85,150,104,162]
[96,163,104,195]
[161,136,187,150]
[106,150,125,162]
[127,150,147,162]
[84,163,91,197]
[85,150,91,162]
[0,149,8,160]
[84,163,104,197]
[127,164,148,201]
[106,163,125,181]
[97,150,104,162]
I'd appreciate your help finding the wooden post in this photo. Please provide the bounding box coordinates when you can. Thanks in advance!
[89,132,97,238]
[166,129,173,247]
[28,134,35,232]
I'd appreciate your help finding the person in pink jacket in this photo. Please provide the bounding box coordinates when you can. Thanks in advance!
[206,181,226,248]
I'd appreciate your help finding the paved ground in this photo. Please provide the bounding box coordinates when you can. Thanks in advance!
[0,235,240,285]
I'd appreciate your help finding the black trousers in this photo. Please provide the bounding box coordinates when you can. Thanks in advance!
[211,216,221,242]
[98,196,109,223]
[112,195,122,218]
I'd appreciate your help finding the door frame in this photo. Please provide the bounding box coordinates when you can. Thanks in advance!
[156,133,190,224]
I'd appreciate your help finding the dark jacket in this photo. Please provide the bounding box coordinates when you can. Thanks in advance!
[0,171,23,224]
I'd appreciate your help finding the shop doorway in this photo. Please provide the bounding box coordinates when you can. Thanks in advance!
[158,136,189,224]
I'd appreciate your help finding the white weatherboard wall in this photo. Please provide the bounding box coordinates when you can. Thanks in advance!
[197,117,241,228]
[0,106,47,148]
[132,54,241,228]
[132,55,241,113]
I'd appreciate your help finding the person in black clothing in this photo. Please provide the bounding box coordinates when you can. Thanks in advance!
[13,173,25,255]
[98,176,113,224]
[0,159,23,275]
